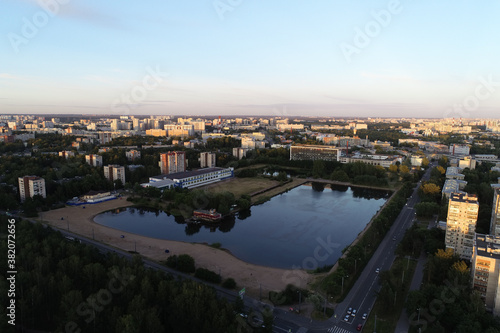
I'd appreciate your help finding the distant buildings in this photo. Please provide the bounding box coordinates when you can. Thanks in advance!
[103,165,125,185]
[85,154,103,167]
[445,193,479,260]
[159,151,186,174]
[471,234,500,316]
[18,176,46,202]
[199,152,216,168]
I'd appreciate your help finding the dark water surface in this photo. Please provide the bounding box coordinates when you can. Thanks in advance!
[94,184,390,269]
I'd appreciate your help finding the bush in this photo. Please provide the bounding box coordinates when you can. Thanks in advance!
[165,254,195,273]
[222,278,237,289]
[194,268,222,284]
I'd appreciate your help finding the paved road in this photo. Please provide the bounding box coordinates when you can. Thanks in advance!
[324,164,436,333]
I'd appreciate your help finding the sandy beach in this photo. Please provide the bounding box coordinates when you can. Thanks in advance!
[41,197,313,298]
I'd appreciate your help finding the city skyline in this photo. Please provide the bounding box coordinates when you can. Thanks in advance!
[2,0,500,118]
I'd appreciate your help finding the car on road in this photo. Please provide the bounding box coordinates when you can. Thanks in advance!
[347,307,352,314]
[351,309,357,317]
[344,315,350,322]
[357,324,363,331]
[362,313,367,320]
[375,268,380,274]
[393,237,396,241]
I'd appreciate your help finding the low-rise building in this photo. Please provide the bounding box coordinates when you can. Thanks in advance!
[146,167,234,189]
[290,144,342,162]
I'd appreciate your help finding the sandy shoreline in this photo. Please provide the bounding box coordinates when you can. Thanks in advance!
[41,197,313,298]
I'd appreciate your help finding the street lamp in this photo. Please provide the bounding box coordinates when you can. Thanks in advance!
[297,291,302,313]
[341,275,349,294]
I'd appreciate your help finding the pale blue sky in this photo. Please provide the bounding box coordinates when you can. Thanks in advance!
[1,0,499,118]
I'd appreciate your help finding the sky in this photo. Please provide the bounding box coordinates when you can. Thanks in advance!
[1,0,500,118]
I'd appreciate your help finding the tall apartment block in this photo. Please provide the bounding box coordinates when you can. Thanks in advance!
[18,176,46,202]
[199,152,216,168]
[472,234,500,316]
[491,188,500,236]
[85,154,103,167]
[103,165,126,185]
[445,193,479,260]
[159,151,186,174]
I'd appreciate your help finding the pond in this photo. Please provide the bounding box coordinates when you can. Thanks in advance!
[94,184,390,269]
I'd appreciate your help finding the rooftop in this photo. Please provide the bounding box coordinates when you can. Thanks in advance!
[475,233,500,259]
[152,167,230,180]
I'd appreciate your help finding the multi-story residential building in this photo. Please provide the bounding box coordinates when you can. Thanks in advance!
[450,144,470,156]
[164,124,194,137]
[233,147,249,160]
[85,154,103,167]
[98,132,113,145]
[159,151,186,174]
[18,176,46,202]
[126,150,141,161]
[491,188,500,236]
[445,193,479,260]
[472,234,500,316]
[199,152,216,168]
[104,165,126,185]
[145,129,167,137]
[290,144,342,162]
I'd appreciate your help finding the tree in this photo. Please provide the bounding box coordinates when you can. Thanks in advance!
[399,165,410,174]
[389,164,398,173]
[331,169,350,182]
[312,160,325,178]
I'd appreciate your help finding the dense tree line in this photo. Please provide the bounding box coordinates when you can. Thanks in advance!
[406,248,500,332]
[0,216,240,332]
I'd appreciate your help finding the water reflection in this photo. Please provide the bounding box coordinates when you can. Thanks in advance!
[94,185,390,268]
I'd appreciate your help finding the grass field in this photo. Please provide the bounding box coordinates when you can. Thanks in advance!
[201,176,307,202]
[202,177,281,198]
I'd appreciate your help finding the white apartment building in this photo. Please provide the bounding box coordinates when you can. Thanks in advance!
[445,193,479,260]
[18,176,46,202]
